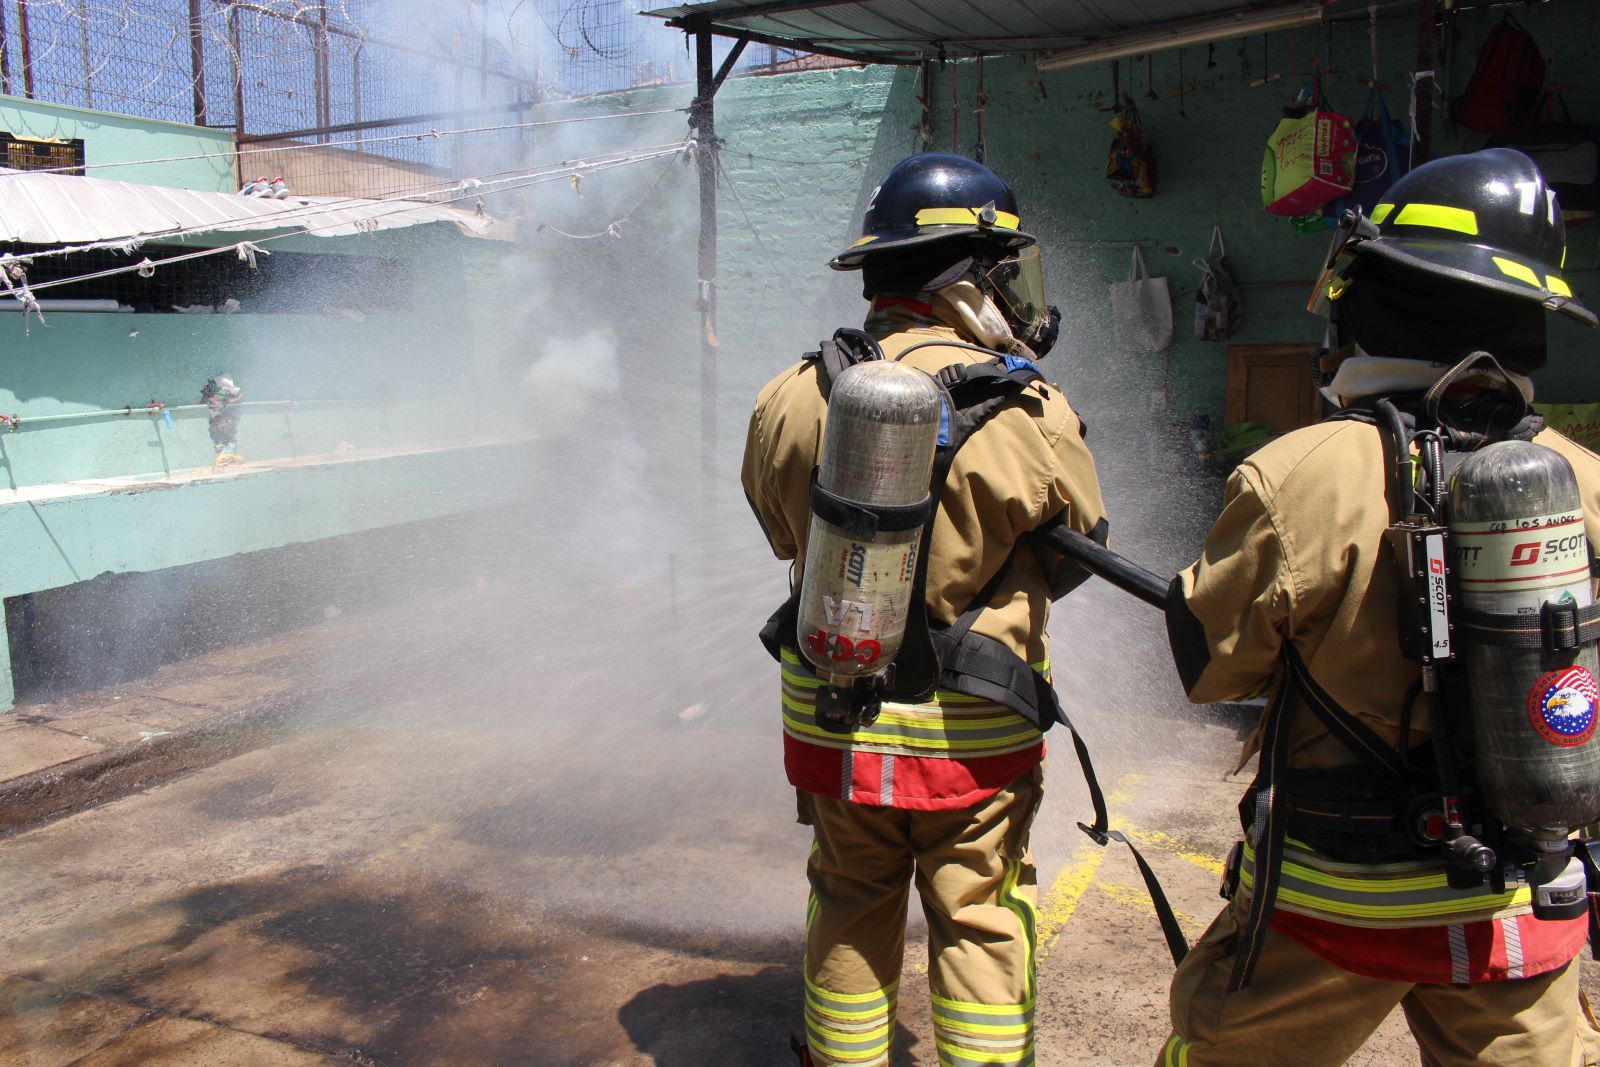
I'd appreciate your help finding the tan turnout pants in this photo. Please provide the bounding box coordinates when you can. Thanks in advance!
[797,767,1043,1067]
[1159,892,1600,1066]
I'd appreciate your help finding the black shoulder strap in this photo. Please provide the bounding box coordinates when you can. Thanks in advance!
[890,356,1044,700]
[1227,642,1409,989]
[806,327,884,396]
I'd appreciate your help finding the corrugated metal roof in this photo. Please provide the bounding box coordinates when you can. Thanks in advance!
[0,168,500,248]
[643,0,1322,64]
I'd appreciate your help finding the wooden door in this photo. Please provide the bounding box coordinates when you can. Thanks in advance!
[1225,344,1323,432]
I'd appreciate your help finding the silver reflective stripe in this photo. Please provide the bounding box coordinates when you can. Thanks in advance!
[880,754,895,802]
[841,748,855,802]
[1501,915,1525,979]
[1449,924,1470,983]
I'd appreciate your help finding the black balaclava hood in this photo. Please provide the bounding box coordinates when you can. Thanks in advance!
[1339,256,1548,374]
[860,240,987,300]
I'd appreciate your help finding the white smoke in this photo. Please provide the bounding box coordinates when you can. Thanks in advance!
[520,327,621,436]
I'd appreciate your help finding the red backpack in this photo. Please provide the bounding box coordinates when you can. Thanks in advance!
[1451,14,1545,136]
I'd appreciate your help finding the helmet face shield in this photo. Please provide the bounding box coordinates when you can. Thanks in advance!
[987,245,1048,334]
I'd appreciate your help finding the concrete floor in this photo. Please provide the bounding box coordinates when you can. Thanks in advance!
[0,522,1586,1066]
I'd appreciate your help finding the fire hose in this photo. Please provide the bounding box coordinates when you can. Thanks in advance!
[1034,523,1170,609]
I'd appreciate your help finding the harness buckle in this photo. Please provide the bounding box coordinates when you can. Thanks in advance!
[1542,599,1581,655]
[936,363,967,389]
[1076,821,1109,847]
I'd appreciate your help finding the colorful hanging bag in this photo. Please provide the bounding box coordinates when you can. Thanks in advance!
[1106,100,1156,198]
[1322,87,1411,226]
[1261,81,1357,217]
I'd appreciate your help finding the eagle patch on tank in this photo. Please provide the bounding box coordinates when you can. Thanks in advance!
[1526,666,1600,747]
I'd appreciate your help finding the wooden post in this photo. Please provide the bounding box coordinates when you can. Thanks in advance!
[0,0,11,97]
[189,0,207,125]
[18,0,34,99]
[693,24,718,491]
[315,4,332,141]
[230,3,244,185]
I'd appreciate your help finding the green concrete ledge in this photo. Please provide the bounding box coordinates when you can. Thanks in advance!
[0,438,546,709]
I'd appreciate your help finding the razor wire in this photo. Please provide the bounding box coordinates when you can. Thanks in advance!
[0,105,689,180]
[0,2,833,158]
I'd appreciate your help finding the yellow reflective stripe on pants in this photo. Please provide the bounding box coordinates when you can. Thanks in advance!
[931,997,1034,1066]
[805,975,895,1067]
[800,772,1042,1067]
[929,855,1037,1066]
[1160,1033,1192,1066]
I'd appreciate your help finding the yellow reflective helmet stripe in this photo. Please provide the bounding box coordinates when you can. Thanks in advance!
[1548,274,1574,297]
[1370,203,1395,224]
[1493,256,1542,287]
[914,206,1022,230]
[1393,202,1479,235]
[850,234,879,248]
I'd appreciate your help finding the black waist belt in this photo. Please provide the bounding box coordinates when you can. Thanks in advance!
[1243,762,1439,864]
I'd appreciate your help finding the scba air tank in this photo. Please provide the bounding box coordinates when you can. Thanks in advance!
[797,361,941,685]
[1450,440,1600,838]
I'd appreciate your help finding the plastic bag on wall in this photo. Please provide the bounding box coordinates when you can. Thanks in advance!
[1111,247,1173,352]
[1194,225,1243,342]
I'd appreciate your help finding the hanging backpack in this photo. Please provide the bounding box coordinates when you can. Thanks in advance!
[1450,14,1545,136]
[1194,225,1243,342]
[1262,81,1357,217]
[1106,100,1156,198]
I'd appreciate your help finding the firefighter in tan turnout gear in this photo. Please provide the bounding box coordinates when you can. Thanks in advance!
[1159,149,1600,1065]
[742,153,1107,1067]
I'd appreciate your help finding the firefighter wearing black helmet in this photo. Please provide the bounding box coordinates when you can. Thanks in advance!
[742,153,1106,1067]
[1157,149,1600,1065]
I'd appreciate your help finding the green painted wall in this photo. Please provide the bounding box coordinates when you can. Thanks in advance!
[0,221,533,708]
[0,94,236,191]
[0,227,520,490]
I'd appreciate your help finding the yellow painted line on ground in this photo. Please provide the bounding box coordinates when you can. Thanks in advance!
[1036,773,1141,958]
[1124,826,1226,877]
[1094,881,1198,928]
[360,822,452,868]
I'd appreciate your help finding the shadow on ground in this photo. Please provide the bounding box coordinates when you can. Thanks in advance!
[12,861,847,1066]
[619,969,923,1067]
